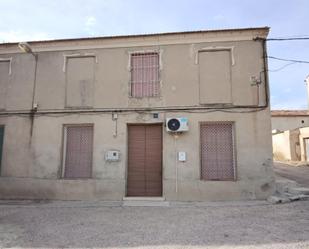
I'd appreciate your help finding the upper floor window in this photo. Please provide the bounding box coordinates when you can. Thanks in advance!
[197,47,234,105]
[65,56,95,108]
[130,52,160,98]
[0,59,11,110]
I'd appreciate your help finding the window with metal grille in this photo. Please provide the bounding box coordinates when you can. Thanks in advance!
[200,122,236,181]
[130,52,160,97]
[63,125,93,178]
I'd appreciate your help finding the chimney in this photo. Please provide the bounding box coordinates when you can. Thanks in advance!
[305,75,309,109]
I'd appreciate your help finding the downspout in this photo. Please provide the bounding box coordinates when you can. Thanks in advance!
[253,36,270,109]
[261,38,270,108]
[29,54,38,143]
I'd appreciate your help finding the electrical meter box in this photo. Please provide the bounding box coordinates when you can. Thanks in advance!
[105,150,120,161]
[178,151,186,162]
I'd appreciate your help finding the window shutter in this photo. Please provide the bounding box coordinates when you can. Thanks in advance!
[200,123,235,180]
[64,125,93,178]
[199,50,232,104]
[66,57,95,107]
[0,61,10,110]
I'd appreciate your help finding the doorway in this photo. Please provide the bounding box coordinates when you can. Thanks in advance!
[127,124,162,196]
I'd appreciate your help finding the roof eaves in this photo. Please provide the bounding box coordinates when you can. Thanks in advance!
[0,26,270,46]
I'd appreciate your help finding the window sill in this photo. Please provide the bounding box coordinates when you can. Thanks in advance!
[200,179,237,182]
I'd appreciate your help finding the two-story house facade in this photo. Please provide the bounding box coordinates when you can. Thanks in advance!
[0,27,274,201]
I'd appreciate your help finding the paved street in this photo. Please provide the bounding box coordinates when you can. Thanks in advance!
[274,162,309,187]
[0,162,308,249]
[0,200,309,249]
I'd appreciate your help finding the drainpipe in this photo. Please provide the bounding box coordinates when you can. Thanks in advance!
[29,53,38,139]
[18,42,38,141]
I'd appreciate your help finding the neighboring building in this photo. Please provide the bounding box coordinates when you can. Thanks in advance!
[271,76,309,162]
[0,27,274,201]
[271,110,309,131]
[272,110,309,163]
[272,127,309,162]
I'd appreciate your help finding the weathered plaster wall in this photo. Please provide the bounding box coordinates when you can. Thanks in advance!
[0,29,274,201]
[272,131,291,161]
[0,110,274,201]
[1,40,266,111]
[271,116,309,131]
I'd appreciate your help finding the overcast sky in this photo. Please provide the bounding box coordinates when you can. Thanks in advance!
[0,0,308,110]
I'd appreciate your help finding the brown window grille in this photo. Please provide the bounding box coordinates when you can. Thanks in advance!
[64,125,93,178]
[200,122,236,181]
[130,52,160,97]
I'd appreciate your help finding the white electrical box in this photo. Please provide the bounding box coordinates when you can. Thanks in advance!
[178,152,186,162]
[105,150,120,161]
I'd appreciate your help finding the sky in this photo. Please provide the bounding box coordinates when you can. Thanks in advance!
[0,0,308,110]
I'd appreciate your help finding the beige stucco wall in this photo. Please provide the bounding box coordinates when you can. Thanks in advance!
[0,40,266,111]
[272,131,291,161]
[0,29,274,201]
[0,110,274,201]
[271,116,309,131]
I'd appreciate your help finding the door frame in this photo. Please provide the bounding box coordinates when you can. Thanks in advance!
[126,122,163,197]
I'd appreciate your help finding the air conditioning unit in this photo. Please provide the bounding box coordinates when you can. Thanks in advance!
[166,117,189,132]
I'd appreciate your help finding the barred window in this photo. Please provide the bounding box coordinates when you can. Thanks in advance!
[130,52,160,97]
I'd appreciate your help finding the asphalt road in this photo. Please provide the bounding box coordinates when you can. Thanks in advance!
[0,200,309,249]
[273,162,309,187]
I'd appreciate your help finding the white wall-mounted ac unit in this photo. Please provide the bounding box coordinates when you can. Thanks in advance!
[166,118,189,132]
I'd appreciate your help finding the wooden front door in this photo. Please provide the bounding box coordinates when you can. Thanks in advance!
[127,124,162,196]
